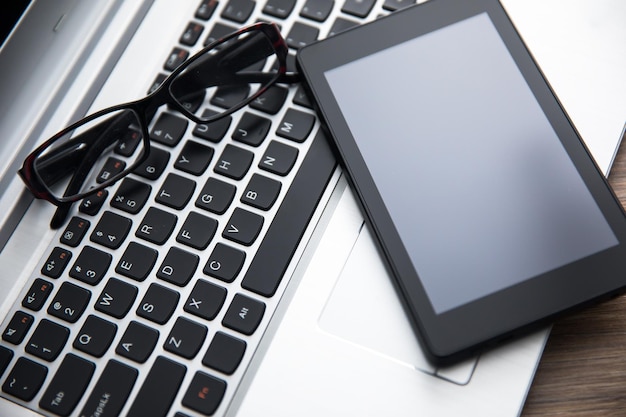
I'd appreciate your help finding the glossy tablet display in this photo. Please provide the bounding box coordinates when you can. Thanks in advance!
[297,0,626,364]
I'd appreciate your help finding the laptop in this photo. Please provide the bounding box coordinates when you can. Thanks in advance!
[0,0,624,416]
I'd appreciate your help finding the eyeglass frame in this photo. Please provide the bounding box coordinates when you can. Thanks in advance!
[18,21,298,213]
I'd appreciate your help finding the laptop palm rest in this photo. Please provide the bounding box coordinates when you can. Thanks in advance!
[319,219,477,385]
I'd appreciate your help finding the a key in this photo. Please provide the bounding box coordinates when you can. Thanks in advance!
[181,371,226,416]
[157,247,199,286]
[195,0,219,20]
[136,283,180,324]
[79,359,138,417]
[202,331,246,375]
[276,108,315,142]
[2,311,34,344]
[342,0,376,17]
[223,208,264,246]
[156,173,196,210]
[176,212,218,250]
[211,84,251,109]
[259,140,299,176]
[133,147,171,180]
[184,279,227,321]
[192,109,232,142]
[90,211,132,249]
[2,357,48,401]
[41,247,72,279]
[0,346,13,376]
[96,157,126,184]
[222,293,266,335]
[232,112,271,147]
[300,0,334,22]
[116,321,159,363]
[47,282,91,323]
[241,174,282,210]
[164,47,189,72]
[95,277,138,319]
[263,0,297,19]
[136,207,178,245]
[221,0,256,23]
[203,22,237,47]
[175,140,214,175]
[164,317,207,359]
[383,0,416,11]
[73,315,117,358]
[285,21,319,49]
[195,177,236,214]
[21,278,53,311]
[214,144,254,180]
[126,356,186,417]
[110,178,152,214]
[115,242,158,281]
[149,112,188,147]
[25,319,69,361]
[250,85,289,115]
[80,189,108,216]
[180,21,204,46]
[60,216,90,247]
[329,17,359,37]
[203,243,246,282]
[69,245,112,285]
[39,354,94,416]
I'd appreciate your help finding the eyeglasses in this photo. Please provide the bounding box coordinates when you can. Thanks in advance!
[18,22,299,229]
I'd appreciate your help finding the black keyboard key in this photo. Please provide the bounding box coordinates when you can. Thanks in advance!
[73,315,117,358]
[96,157,126,184]
[150,113,188,147]
[182,371,226,416]
[90,211,131,249]
[242,130,337,296]
[2,357,47,401]
[2,311,34,344]
[157,247,199,286]
[250,85,289,114]
[211,84,251,110]
[221,0,255,23]
[148,73,168,95]
[48,282,91,323]
[164,47,189,71]
[232,112,271,147]
[204,243,245,282]
[111,177,152,214]
[263,0,296,19]
[134,146,171,180]
[177,212,218,250]
[223,208,264,246]
[300,0,334,22]
[39,353,94,416]
[259,140,299,176]
[193,110,232,142]
[342,0,376,17]
[276,108,315,142]
[180,21,204,46]
[136,207,178,244]
[116,321,159,363]
[175,140,214,175]
[195,177,236,214]
[214,144,254,180]
[115,128,143,156]
[202,331,246,374]
[41,247,72,279]
[115,242,158,281]
[293,84,313,108]
[0,346,13,376]
[285,21,319,49]
[196,0,219,20]
[136,283,180,324]
[21,278,53,311]
[95,277,138,319]
[79,359,138,417]
[383,0,416,11]
[242,174,281,210]
[164,317,207,359]
[329,16,359,37]
[26,319,69,361]
[80,189,108,216]
[184,279,227,321]
[127,356,186,417]
[69,245,112,285]
[203,22,237,47]
[60,216,90,247]
[222,293,266,335]
[156,173,196,209]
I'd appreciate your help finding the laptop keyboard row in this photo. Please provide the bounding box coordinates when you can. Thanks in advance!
[0,0,420,416]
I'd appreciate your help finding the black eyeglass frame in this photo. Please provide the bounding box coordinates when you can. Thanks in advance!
[18,22,298,210]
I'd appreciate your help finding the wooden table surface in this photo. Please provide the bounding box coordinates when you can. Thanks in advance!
[522,129,626,416]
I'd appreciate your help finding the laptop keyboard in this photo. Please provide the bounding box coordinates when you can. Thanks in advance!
[0,0,423,416]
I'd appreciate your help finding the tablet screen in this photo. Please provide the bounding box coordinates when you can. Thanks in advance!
[324,13,618,313]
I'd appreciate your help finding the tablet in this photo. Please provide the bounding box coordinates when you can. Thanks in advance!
[297,0,626,364]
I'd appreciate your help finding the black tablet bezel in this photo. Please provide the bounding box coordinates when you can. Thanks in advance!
[297,0,626,363]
